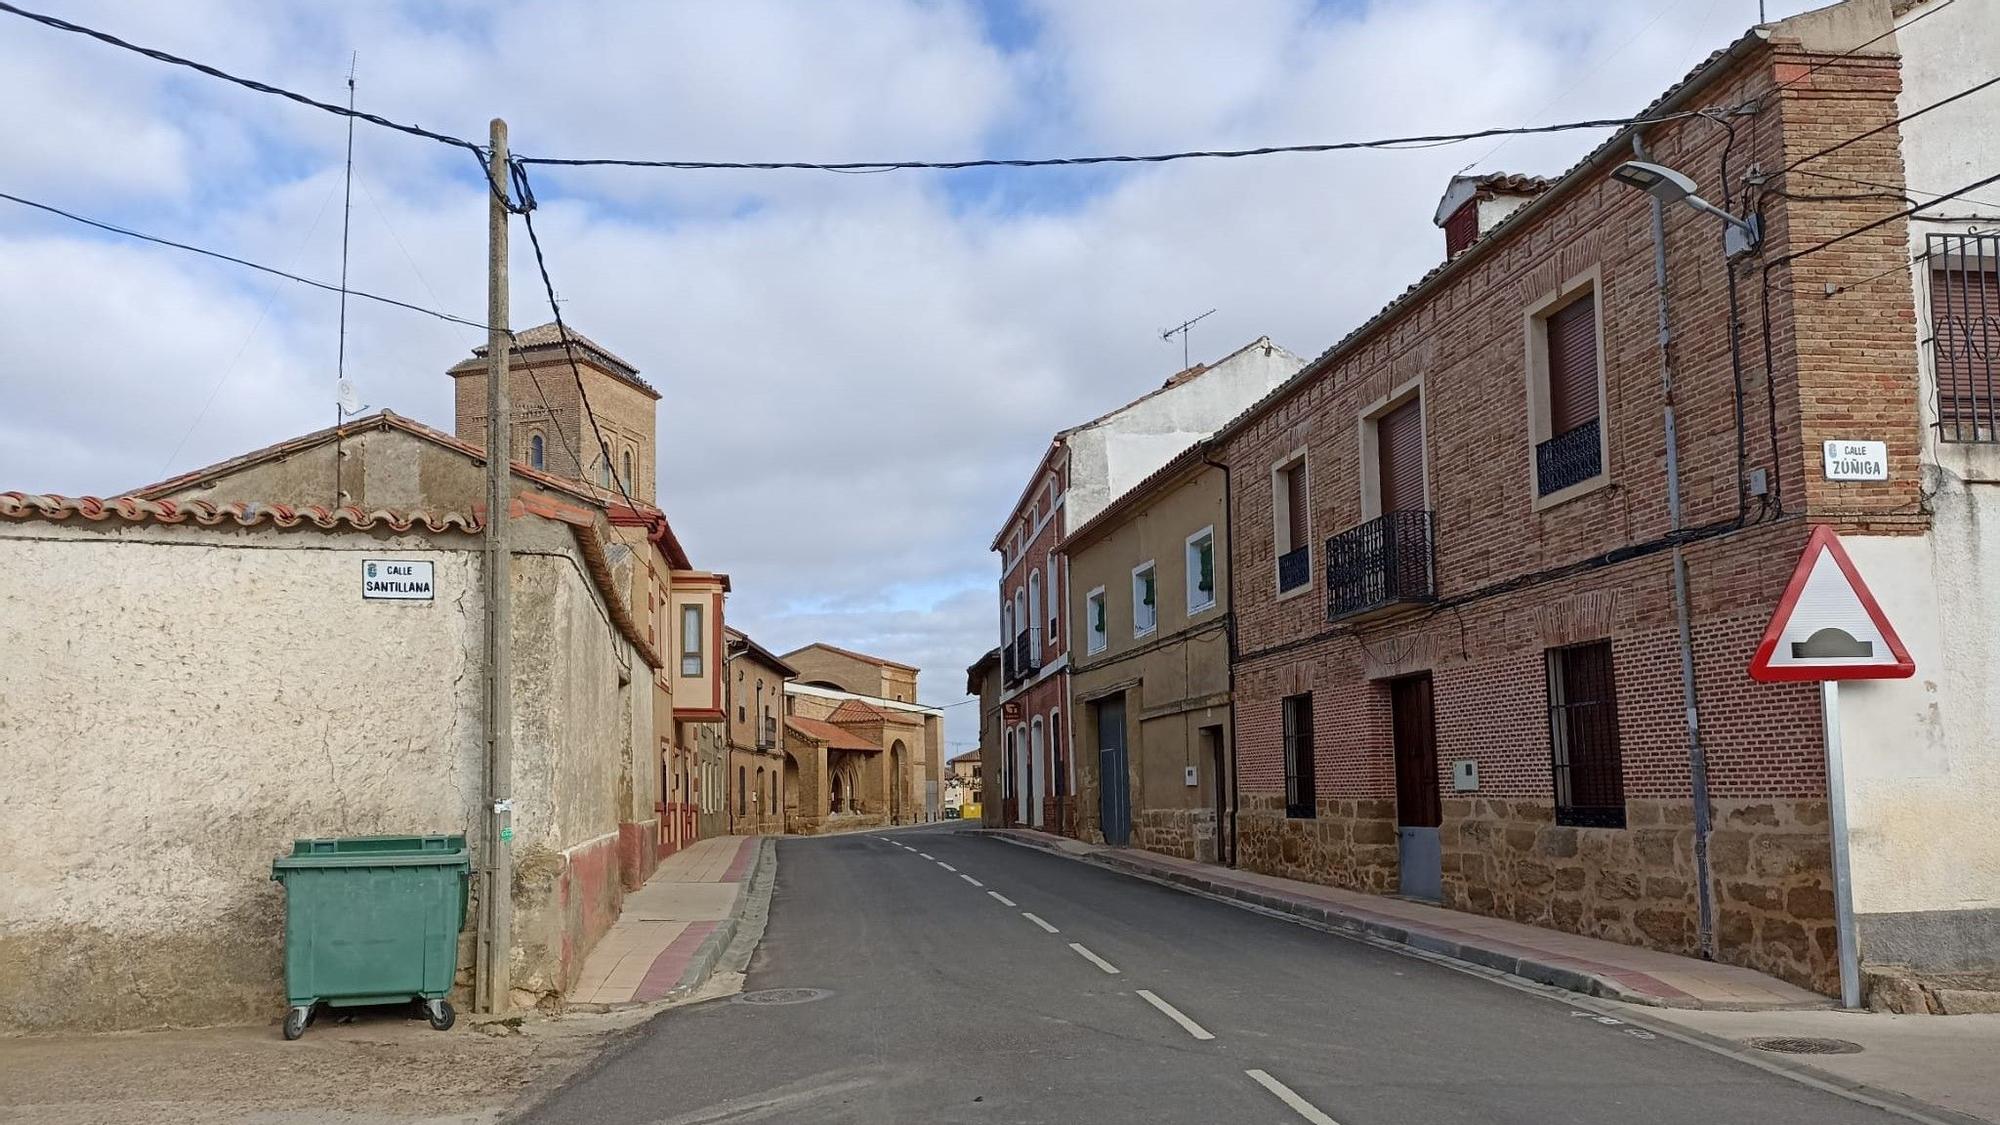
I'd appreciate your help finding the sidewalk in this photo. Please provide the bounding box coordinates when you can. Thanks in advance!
[570,834,768,1007]
[982,827,1827,1012]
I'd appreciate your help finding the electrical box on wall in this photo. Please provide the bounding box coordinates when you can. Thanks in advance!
[1453,760,1479,792]
[1184,766,1198,787]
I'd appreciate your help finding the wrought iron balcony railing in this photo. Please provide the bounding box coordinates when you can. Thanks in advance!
[1535,417,1602,497]
[759,715,777,750]
[1325,510,1436,621]
[1277,544,1311,594]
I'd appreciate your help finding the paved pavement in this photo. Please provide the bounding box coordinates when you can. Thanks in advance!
[571,835,764,1006]
[988,827,1826,1010]
[519,825,1965,1125]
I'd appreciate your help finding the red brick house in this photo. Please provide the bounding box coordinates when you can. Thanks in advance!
[991,339,1303,831]
[1208,3,1945,995]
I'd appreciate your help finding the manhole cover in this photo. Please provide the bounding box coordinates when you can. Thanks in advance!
[735,988,830,1006]
[1744,1036,1865,1055]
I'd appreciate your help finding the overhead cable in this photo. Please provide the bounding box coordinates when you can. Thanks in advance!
[0,189,489,329]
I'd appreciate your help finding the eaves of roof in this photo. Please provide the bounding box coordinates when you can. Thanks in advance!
[0,492,480,535]
[1206,28,1772,453]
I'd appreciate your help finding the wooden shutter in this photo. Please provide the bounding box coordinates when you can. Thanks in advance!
[1546,293,1599,435]
[1284,462,1308,551]
[1377,397,1426,515]
[1931,260,1999,433]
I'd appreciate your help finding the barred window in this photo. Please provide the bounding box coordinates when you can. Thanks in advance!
[1283,693,1316,819]
[1929,232,1999,443]
[1546,640,1624,827]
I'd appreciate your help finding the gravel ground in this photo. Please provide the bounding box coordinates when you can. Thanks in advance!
[0,979,742,1125]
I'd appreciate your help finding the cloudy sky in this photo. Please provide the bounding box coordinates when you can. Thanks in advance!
[0,0,1819,751]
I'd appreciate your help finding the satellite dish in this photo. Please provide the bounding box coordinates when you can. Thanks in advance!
[336,379,366,416]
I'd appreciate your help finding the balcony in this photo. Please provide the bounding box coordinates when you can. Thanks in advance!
[1535,417,1602,497]
[1002,643,1019,686]
[1277,544,1311,594]
[759,715,777,750]
[1013,631,1040,680]
[1325,510,1436,622]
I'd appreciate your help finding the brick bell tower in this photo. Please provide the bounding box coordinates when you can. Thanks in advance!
[447,322,661,505]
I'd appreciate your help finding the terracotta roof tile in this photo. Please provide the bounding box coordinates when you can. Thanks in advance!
[785,716,878,751]
[449,322,658,398]
[0,493,480,534]
[828,698,890,724]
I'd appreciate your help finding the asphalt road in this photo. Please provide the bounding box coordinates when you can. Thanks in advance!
[519,825,1918,1125]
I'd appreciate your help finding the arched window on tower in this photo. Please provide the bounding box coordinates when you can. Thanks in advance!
[623,448,634,490]
[529,433,545,470]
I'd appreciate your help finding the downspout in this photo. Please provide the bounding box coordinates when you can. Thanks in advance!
[1202,445,1240,868]
[1637,135,1717,960]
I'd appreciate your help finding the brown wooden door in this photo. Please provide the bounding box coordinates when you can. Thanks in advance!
[1391,674,1440,829]
[1377,397,1426,515]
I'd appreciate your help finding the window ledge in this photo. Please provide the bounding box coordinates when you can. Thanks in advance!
[1187,597,1218,616]
[1133,625,1158,640]
[1532,472,1612,513]
[1274,579,1315,604]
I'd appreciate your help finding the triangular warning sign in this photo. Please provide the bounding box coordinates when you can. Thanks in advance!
[1750,525,1914,682]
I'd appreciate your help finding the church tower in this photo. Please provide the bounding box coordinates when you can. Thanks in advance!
[447,323,660,505]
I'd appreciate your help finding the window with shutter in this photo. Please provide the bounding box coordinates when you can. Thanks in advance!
[1273,455,1311,594]
[1546,294,1599,434]
[1377,396,1425,515]
[1929,232,2000,442]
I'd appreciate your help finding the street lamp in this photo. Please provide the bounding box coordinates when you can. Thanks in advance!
[1611,159,1762,256]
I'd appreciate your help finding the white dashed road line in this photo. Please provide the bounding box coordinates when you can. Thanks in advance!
[1022,912,1059,933]
[937,862,957,872]
[987,891,1017,907]
[959,874,983,887]
[1068,943,1121,975]
[1245,1070,1342,1125]
[918,853,935,860]
[1135,989,1213,1040]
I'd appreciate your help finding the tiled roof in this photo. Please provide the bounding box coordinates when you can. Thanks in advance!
[449,322,658,398]
[1471,171,1554,194]
[725,628,800,678]
[0,492,480,534]
[828,698,891,724]
[785,642,919,673]
[785,716,878,751]
[1207,29,1770,454]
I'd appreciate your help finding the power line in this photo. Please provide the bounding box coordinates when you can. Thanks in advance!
[0,1,480,157]
[1769,167,2000,271]
[0,189,489,329]
[1778,72,2000,177]
[1771,0,1957,95]
[512,113,1700,173]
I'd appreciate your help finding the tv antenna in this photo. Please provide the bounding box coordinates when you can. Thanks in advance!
[1161,308,1216,370]
[334,53,359,507]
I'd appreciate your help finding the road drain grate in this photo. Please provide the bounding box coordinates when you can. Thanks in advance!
[1744,1036,1864,1055]
[735,988,830,1006]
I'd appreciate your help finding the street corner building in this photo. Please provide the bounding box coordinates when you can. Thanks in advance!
[981,0,2000,1008]
[779,644,943,834]
[724,628,796,836]
[0,324,733,1032]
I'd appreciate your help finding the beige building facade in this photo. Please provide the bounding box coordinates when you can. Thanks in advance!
[778,644,942,833]
[725,629,796,835]
[1062,448,1233,865]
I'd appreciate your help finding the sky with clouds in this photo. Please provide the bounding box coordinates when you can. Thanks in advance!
[0,0,1822,753]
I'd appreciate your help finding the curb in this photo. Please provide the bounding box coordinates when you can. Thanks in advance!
[974,828,1807,1013]
[667,836,774,998]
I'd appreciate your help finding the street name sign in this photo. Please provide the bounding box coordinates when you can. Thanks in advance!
[1748,526,1911,682]
[1822,439,1888,481]
[362,559,435,601]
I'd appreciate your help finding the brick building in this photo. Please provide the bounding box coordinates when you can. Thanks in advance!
[724,628,797,835]
[1203,0,1993,999]
[991,338,1303,832]
[780,643,942,832]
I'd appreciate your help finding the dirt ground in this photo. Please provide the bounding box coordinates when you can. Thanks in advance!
[0,976,742,1125]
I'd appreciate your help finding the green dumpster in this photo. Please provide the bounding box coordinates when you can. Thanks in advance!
[270,834,470,1040]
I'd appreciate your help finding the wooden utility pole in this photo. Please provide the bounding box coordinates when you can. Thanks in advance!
[476,117,515,1015]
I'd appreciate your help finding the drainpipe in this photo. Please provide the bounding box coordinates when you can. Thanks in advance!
[1202,446,1240,868]
[1637,135,1717,960]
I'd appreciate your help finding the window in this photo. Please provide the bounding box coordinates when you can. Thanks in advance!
[1085,587,1107,654]
[1047,558,1059,644]
[598,455,612,488]
[1131,562,1157,636]
[1050,711,1065,798]
[681,603,704,676]
[529,433,546,470]
[1533,289,1605,496]
[1546,640,1625,827]
[1375,395,1426,515]
[1028,571,1042,658]
[1283,693,1316,818]
[1929,232,2000,443]
[1186,526,1216,613]
[737,766,747,816]
[1272,454,1310,594]
[622,449,635,490]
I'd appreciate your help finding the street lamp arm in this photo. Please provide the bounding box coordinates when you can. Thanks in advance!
[1683,193,1760,240]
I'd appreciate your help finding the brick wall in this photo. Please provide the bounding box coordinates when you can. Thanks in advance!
[452,352,659,506]
[1212,44,1918,994]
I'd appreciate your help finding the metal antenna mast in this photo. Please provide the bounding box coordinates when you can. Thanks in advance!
[333,53,357,507]
[1161,308,1217,370]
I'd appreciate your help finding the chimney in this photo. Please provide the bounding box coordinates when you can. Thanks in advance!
[1433,172,1551,259]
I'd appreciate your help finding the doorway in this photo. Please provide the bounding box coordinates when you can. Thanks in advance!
[1096,695,1130,846]
[1390,673,1442,901]
[1199,725,1226,865]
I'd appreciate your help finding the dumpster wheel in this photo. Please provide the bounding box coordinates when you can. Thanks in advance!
[425,998,455,1032]
[283,1005,312,1041]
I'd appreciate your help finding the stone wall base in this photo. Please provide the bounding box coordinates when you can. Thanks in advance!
[1237,794,1400,896]
[1135,807,1223,865]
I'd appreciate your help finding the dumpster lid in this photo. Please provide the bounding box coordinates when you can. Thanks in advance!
[273,834,469,872]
